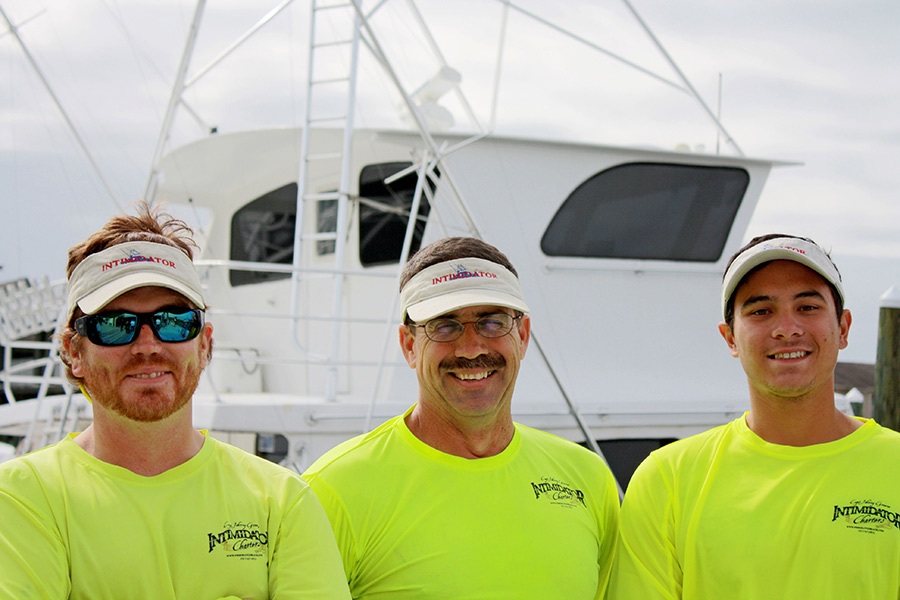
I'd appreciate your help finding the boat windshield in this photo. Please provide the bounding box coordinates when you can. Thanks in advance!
[541,162,749,262]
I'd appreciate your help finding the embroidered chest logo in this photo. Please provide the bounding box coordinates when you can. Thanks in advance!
[530,476,585,509]
[208,520,269,560]
[832,499,900,535]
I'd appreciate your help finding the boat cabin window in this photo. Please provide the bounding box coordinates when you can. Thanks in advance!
[357,162,434,267]
[316,198,338,256]
[229,163,436,286]
[541,163,749,261]
[230,183,297,287]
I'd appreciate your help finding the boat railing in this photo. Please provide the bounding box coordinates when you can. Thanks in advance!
[197,258,403,372]
[0,277,69,405]
[0,277,81,456]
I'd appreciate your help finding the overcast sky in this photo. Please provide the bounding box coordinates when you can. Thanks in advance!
[1,0,898,362]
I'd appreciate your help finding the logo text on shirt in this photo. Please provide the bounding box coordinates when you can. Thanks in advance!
[208,520,269,560]
[531,476,585,508]
[832,499,900,534]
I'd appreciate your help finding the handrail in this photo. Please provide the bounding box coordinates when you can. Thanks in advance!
[0,277,68,404]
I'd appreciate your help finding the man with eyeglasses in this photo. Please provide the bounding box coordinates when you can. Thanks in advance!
[610,234,900,599]
[303,236,619,599]
[0,203,351,599]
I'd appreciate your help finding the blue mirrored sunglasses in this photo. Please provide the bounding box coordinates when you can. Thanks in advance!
[74,308,205,347]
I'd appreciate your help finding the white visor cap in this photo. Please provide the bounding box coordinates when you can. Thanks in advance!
[67,241,205,319]
[721,236,843,320]
[400,257,530,322]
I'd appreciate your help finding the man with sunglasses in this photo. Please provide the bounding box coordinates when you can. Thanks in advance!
[303,237,619,599]
[0,203,351,599]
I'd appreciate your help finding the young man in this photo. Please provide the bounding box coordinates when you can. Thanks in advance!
[0,203,351,599]
[610,234,900,599]
[303,237,620,599]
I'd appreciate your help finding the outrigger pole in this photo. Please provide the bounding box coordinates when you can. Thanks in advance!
[0,4,123,211]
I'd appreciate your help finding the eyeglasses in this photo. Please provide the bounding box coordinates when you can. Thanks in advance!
[410,312,521,343]
[74,308,205,347]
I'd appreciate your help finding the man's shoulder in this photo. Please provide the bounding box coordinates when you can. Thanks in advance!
[0,439,75,505]
[645,419,736,466]
[621,421,738,503]
[1,437,71,476]
[210,435,282,465]
[514,423,615,474]
[515,423,596,454]
[207,436,307,486]
[859,418,900,449]
[303,413,406,479]
[868,419,900,439]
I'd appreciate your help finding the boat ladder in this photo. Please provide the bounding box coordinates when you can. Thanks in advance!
[290,0,363,401]
[0,276,79,454]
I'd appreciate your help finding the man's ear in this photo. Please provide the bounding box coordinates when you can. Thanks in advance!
[399,324,418,369]
[515,314,531,360]
[199,323,214,369]
[63,334,86,377]
[718,322,739,358]
[838,309,852,350]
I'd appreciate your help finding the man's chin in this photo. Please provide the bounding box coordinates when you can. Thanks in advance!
[96,392,190,423]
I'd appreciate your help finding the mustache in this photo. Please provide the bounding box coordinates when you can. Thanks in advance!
[124,355,176,372]
[440,354,506,371]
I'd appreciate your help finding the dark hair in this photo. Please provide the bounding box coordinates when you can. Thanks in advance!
[58,201,207,386]
[399,237,518,290]
[399,237,518,325]
[723,233,843,327]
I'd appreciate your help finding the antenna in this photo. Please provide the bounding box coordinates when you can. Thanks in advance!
[0,4,123,211]
[717,73,723,154]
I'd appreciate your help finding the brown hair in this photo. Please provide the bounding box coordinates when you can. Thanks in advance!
[399,237,518,291]
[65,202,197,279]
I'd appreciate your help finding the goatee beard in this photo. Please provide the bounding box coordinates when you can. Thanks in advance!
[85,358,203,423]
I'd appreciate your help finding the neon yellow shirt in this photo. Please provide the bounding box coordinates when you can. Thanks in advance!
[303,406,619,600]
[0,432,351,600]
[611,414,900,599]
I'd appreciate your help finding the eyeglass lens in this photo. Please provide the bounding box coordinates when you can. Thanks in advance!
[423,313,516,342]
[77,308,204,346]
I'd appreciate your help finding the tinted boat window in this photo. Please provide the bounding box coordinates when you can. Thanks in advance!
[230,183,297,287]
[316,198,337,256]
[541,163,749,261]
[228,163,438,286]
[359,162,434,267]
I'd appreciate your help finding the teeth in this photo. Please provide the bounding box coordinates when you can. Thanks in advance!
[133,372,165,379]
[772,351,807,359]
[455,371,492,381]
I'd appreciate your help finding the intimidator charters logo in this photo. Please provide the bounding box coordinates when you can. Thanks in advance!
[103,249,179,271]
[432,264,499,286]
[208,520,269,560]
[531,476,586,508]
[832,499,900,534]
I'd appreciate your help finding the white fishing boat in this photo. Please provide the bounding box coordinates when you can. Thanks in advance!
[0,0,798,487]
